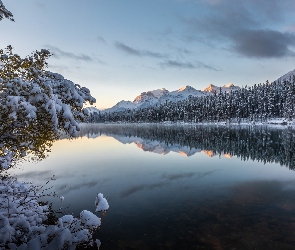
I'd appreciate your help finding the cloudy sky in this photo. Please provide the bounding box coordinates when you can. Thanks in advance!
[1,0,295,109]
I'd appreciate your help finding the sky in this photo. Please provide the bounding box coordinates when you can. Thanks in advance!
[1,0,295,109]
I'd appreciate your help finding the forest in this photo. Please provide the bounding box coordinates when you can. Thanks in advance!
[88,77,295,124]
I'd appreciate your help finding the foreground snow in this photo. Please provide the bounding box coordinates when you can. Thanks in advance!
[0,176,108,249]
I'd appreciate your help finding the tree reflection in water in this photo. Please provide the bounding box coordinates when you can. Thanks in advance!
[78,124,295,170]
[0,124,58,170]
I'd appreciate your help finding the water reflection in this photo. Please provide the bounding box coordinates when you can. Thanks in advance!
[96,178,295,250]
[9,124,295,249]
[78,124,295,169]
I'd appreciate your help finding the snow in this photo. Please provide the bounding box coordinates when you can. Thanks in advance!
[102,100,137,113]
[0,59,96,168]
[151,88,168,98]
[0,47,110,249]
[159,85,206,103]
[203,83,240,93]
[85,106,100,115]
[223,83,234,88]
[133,88,169,105]
[0,150,13,169]
[80,210,101,228]
[95,193,109,212]
[0,177,109,249]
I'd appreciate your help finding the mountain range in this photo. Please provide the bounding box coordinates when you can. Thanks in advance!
[89,83,240,114]
[88,69,295,114]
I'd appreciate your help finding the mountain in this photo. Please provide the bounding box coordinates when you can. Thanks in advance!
[88,70,295,115]
[276,69,295,83]
[102,83,241,113]
[132,88,169,109]
[103,100,137,113]
[203,83,240,93]
[159,85,206,103]
[133,88,169,105]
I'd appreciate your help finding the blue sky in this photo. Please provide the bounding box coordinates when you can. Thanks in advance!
[1,0,295,109]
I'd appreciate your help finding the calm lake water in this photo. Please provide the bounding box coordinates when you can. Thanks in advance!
[9,124,295,249]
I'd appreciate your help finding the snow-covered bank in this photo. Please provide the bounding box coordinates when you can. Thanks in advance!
[0,176,108,249]
[88,117,295,129]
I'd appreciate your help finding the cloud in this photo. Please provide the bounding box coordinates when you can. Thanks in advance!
[35,2,46,9]
[97,36,106,44]
[233,29,295,58]
[115,41,167,58]
[180,0,295,58]
[48,64,70,72]
[45,45,95,62]
[114,41,217,70]
[115,42,141,56]
[161,60,219,70]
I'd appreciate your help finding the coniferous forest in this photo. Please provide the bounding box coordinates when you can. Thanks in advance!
[88,77,295,124]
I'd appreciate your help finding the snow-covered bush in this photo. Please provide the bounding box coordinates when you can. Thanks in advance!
[0,46,95,169]
[0,176,108,249]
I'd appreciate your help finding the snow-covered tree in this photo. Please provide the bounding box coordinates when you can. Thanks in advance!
[0,46,111,248]
[0,0,13,21]
[0,46,96,169]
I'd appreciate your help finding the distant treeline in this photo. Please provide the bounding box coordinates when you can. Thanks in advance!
[79,124,295,170]
[88,76,295,123]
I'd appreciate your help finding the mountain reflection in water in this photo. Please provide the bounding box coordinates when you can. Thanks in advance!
[78,123,295,169]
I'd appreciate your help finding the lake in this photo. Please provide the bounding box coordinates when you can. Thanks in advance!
[9,124,295,249]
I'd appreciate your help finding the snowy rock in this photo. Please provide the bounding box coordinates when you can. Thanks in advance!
[80,210,101,228]
[95,193,109,212]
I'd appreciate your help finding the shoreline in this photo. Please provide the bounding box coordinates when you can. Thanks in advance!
[82,118,295,129]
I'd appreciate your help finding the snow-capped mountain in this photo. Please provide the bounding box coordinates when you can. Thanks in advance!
[103,100,137,113]
[159,85,206,103]
[133,88,169,105]
[203,83,240,93]
[87,69,295,115]
[102,83,240,113]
